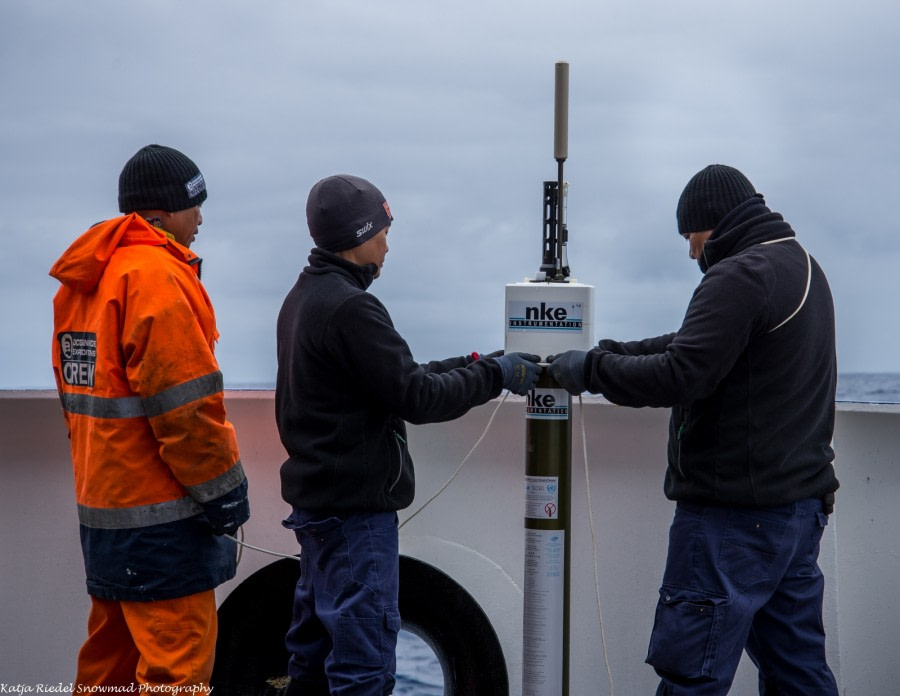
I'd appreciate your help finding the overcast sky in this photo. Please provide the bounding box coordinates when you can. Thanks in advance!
[2,0,898,389]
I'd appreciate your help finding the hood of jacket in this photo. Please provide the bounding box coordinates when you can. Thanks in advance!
[49,214,200,293]
[699,194,795,274]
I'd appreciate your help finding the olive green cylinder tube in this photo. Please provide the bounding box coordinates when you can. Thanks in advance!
[522,368,572,696]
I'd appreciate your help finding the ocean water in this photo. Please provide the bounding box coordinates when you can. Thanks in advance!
[836,372,900,403]
[394,630,444,695]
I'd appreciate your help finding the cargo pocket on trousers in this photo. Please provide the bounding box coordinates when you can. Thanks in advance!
[339,615,384,667]
[338,607,402,668]
[645,586,728,678]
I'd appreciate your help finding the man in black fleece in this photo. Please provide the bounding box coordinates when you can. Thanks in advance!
[550,165,839,695]
[275,174,541,696]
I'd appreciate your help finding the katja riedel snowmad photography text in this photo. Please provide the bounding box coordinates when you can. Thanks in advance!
[1,686,212,695]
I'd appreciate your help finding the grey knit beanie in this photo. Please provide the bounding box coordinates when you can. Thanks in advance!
[306,175,393,252]
[676,164,757,235]
[118,144,207,213]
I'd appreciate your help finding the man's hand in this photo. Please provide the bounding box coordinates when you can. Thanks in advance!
[547,350,589,395]
[494,353,542,395]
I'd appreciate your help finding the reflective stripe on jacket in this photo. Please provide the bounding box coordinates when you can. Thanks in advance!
[50,214,249,601]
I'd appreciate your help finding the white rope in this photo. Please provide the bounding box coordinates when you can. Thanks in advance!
[579,394,615,695]
[399,391,509,530]
[225,528,300,563]
[221,393,511,560]
[760,238,812,333]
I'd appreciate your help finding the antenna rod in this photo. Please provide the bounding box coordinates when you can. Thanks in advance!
[554,61,569,280]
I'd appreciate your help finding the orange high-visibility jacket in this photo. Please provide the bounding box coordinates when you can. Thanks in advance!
[50,214,249,601]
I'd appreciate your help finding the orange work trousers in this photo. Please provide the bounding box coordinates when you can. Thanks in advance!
[75,590,217,688]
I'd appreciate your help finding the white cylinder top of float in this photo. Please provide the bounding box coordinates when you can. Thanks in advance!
[504,281,594,358]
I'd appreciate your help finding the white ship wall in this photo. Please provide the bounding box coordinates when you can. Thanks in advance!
[1,391,897,695]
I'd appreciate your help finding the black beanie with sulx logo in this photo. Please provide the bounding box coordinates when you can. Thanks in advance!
[306,174,393,253]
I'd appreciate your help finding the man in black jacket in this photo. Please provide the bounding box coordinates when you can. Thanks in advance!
[275,174,541,696]
[550,165,839,694]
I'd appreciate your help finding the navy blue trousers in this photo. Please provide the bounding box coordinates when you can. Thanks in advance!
[283,510,401,696]
[647,498,838,695]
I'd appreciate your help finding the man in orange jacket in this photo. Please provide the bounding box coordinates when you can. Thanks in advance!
[50,144,249,689]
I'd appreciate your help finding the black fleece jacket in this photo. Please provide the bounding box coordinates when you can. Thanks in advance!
[586,196,839,507]
[276,249,505,513]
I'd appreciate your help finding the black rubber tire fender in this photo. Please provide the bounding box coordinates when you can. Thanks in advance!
[211,555,509,696]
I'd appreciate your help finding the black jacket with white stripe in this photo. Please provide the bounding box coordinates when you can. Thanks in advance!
[586,196,839,507]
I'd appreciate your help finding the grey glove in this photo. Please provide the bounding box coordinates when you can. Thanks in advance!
[548,350,588,395]
[494,352,542,395]
[479,350,505,360]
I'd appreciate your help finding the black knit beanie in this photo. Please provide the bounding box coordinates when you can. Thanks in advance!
[306,175,393,252]
[676,164,757,235]
[118,144,208,213]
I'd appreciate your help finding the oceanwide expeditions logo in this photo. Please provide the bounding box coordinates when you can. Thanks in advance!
[185,172,206,199]
[507,300,583,332]
[58,332,97,387]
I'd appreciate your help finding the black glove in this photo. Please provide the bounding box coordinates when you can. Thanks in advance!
[547,350,589,395]
[201,479,250,536]
[493,352,542,395]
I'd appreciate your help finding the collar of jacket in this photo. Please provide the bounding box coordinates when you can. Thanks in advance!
[307,247,377,290]
[699,195,795,274]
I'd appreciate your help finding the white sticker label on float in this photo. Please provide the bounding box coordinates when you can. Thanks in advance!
[523,528,565,696]
[526,387,569,420]
[507,300,584,333]
[525,476,560,519]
